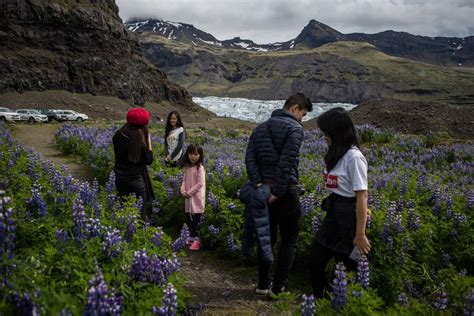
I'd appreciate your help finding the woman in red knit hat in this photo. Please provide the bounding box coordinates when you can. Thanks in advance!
[112,107,155,219]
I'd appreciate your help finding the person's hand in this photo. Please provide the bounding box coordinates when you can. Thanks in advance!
[268,194,278,205]
[367,208,372,216]
[353,234,371,255]
[166,155,171,161]
[147,133,153,151]
[182,192,190,198]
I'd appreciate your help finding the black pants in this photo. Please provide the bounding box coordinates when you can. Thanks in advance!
[257,188,301,288]
[186,213,202,238]
[309,240,357,298]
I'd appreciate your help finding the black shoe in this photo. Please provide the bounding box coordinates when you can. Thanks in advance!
[255,281,272,295]
[268,285,287,298]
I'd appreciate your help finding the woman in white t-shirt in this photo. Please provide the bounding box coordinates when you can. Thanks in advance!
[309,107,371,298]
[164,111,185,166]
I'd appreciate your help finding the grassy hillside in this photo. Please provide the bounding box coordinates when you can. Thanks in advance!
[139,34,474,104]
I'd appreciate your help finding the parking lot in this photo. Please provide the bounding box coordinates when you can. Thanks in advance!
[0,107,88,123]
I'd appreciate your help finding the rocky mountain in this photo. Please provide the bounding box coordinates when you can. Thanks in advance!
[126,18,474,67]
[126,19,283,52]
[126,19,474,104]
[0,0,193,106]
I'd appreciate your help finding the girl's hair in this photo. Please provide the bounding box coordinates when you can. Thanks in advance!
[181,144,204,169]
[122,123,148,163]
[317,107,359,171]
[165,111,184,139]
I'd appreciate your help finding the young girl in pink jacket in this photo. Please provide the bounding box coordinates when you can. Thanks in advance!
[180,144,206,250]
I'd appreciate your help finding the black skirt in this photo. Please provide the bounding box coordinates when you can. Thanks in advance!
[315,193,357,255]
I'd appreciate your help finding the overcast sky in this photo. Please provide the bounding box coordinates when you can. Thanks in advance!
[116,0,474,44]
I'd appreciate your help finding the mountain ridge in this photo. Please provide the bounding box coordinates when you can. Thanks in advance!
[126,18,474,67]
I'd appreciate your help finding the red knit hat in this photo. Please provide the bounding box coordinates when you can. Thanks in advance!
[126,107,150,125]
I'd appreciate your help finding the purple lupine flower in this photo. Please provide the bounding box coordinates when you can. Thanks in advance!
[27,183,48,217]
[72,198,87,241]
[407,207,420,230]
[129,249,150,282]
[352,291,362,299]
[464,289,474,316]
[124,215,137,243]
[152,283,178,316]
[227,233,240,252]
[311,215,321,234]
[454,213,467,228]
[442,252,450,266]
[1,196,16,261]
[207,191,219,211]
[227,202,238,213]
[172,225,190,252]
[467,191,474,210]
[332,262,347,311]
[152,229,163,247]
[87,218,102,238]
[357,256,370,290]
[104,229,122,259]
[301,294,316,316]
[105,171,116,194]
[79,182,95,207]
[135,195,143,211]
[85,269,123,316]
[129,250,179,285]
[162,253,180,277]
[366,213,371,229]
[208,225,220,236]
[10,292,39,316]
[198,213,206,226]
[300,194,316,217]
[433,283,448,310]
[165,186,174,200]
[416,175,425,195]
[154,171,167,183]
[398,293,409,307]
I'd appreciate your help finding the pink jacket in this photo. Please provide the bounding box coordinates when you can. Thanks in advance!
[180,165,206,213]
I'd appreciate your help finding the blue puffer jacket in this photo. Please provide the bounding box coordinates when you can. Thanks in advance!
[245,109,304,197]
[239,181,273,264]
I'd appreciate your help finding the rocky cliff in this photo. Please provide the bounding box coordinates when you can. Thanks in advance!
[0,0,193,105]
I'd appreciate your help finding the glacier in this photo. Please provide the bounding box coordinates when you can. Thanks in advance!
[193,96,357,123]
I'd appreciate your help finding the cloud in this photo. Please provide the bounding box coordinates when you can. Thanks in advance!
[116,0,474,43]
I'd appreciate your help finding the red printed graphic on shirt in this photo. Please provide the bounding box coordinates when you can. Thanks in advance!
[324,172,339,189]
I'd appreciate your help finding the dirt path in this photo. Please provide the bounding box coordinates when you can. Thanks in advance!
[10,123,95,183]
[8,122,281,315]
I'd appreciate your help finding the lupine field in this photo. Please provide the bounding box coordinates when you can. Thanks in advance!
[1,121,473,315]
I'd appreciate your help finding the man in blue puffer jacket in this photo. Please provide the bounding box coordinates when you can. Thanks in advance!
[245,93,313,297]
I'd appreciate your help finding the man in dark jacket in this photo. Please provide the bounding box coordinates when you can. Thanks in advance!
[245,93,313,297]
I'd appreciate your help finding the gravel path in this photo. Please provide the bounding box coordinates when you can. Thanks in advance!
[10,123,95,183]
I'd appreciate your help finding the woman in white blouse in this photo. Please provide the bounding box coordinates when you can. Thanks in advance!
[164,111,185,166]
[309,107,371,298]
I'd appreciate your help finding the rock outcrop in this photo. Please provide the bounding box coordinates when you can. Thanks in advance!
[0,0,193,105]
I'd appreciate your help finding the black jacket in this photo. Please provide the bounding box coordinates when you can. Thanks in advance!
[112,128,155,201]
[239,181,273,264]
[245,109,304,197]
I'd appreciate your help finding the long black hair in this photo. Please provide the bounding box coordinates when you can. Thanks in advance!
[122,123,148,163]
[181,144,204,169]
[165,111,184,139]
[317,107,359,171]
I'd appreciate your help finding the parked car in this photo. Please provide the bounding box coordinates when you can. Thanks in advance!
[0,107,21,122]
[15,109,48,123]
[56,110,89,122]
[37,109,67,122]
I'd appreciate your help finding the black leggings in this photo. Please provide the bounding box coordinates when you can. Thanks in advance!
[186,213,202,238]
[309,240,357,298]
